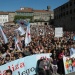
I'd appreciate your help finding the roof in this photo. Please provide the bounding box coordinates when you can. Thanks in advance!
[16,7,53,13]
[16,9,53,13]
[16,7,33,13]
[0,12,9,15]
[16,10,33,13]
[34,10,50,12]
[7,11,15,13]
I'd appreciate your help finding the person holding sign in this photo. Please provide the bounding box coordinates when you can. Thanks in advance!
[57,50,65,75]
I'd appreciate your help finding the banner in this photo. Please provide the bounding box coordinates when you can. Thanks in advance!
[0,53,52,75]
[17,20,28,27]
[70,47,75,56]
[25,23,31,46]
[55,27,63,37]
[0,26,8,44]
[63,54,75,74]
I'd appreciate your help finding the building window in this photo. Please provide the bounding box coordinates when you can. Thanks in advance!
[59,7,61,11]
[60,13,62,17]
[74,1,75,4]
[61,7,63,11]
[70,2,72,6]
[0,19,2,22]
[64,12,65,16]
[71,17,72,21]
[66,4,68,8]
[5,19,7,22]
[55,16,56,19]
[63,12,65,16]
[70,9,72,14]
[59,15,60,19]
[62,12,65,16]
[74,9,75,13]
[63,6,65,10]
[3,19,4,22]
[57,15,58,19]
[66,11,68,15]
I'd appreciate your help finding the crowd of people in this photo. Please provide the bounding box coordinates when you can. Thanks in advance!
[0,24,75,75]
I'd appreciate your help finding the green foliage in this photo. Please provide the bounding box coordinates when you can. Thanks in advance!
[14,15,33,23]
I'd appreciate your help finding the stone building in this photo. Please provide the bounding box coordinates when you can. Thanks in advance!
[0,6,54,26]
[16,6,54,25]
[8,12,15,22]
[0,12,9,26]
[54,0,75,31]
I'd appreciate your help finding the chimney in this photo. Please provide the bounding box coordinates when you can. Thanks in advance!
[47,6,51,11]
[20,7,24,10]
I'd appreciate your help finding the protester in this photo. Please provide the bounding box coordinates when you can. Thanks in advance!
[6,69,12,75]
[37,57,52,75]
[0,24,75,75]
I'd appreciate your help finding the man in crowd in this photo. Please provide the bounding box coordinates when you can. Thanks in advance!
[37,58,52,75]
[0,25,75,75]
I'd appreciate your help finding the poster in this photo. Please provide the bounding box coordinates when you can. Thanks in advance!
[55,27,63,37]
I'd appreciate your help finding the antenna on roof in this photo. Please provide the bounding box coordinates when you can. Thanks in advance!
[47,6,51,11]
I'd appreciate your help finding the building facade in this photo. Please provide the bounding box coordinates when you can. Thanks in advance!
[16,7,34,16]
[0,12,9,26]
[0,6,54,26]
[54,0,75,31]
[8,12,15,22]
[0,12,16,26]
[16,6,54,25]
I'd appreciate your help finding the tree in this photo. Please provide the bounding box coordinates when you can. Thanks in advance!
[14,15,33,23]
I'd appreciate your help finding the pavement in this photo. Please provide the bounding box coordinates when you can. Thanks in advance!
[52,72,75,75]
[66,72,75,75]
[34,72,75,75]
[56,72,75,75]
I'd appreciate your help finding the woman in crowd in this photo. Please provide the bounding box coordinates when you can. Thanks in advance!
[0,25,75,75]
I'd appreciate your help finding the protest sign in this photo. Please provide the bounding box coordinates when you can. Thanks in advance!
[55,27,63,37]
[63,54,75,74]
[0,53,51,75]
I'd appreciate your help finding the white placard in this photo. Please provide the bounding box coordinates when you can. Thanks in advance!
[55,27,63,37]
[0,53,52,75]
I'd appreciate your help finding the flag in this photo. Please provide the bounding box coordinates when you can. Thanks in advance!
[0,26,8,44]
[70,48,75,56]
[14,37,21,51]
[15,26,25,36]
[17,20,28,27]
[25,23,31,46]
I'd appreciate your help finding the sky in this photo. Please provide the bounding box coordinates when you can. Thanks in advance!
[0,0,69,11]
